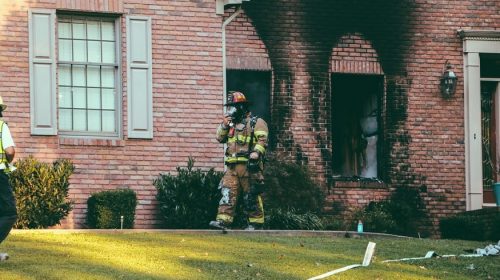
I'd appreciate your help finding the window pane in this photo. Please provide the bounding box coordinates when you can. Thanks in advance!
[58,39,73,61]
[102,41,115,63]
[87,21,100,40]
[102,89,115,110]
[87,66,100,87]
[57,16,118,135]
[73,40,87,62]
[59,109,73,130]
[73,87,86,109]
[59,86,72,108]
[88,88,100,109]
[102,111,115,132]
[87,41,101,63]
[72,22,86,39]
[72,65,86,87]
[58,22,72,39]
[101,67,115,88]
[73,109,87,131]
[59,65,71,86]
[101,21,115,41]
[88,110,101,131]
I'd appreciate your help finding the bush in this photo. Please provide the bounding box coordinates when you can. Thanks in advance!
[10,157,74,229]
[440,208,500,241]
[87,189,137,229]
[358,202,397,233]
[320,215,345,231]
[154,158,223,229]
[266,208,324,230]
[387,186,427,235]
[355,186,427,236]
[263,155,324,214]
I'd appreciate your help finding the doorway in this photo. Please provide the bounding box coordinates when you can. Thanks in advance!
[331,74,384,178]
[480,54,500,204]
[226,70,272,124]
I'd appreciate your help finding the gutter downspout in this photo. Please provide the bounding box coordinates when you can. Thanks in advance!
[222,6,243,108]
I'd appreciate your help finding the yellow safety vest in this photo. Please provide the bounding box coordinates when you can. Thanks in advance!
[0,120,8,166]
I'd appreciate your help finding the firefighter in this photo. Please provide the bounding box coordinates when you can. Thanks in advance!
[0,96,16,261]
[210,91,268,230]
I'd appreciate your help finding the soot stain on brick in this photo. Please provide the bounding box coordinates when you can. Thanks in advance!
[245,0,420,188]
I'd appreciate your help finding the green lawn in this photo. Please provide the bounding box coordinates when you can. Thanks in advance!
[0,230,497,279]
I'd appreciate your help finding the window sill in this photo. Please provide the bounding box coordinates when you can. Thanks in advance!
[59,137,125,147]
[331,177,386,189]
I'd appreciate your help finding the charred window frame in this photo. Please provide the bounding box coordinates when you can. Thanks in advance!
[226,69,272,125]
[331,74,384,181]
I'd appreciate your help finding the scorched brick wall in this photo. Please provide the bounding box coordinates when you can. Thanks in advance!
[0,0,499,235]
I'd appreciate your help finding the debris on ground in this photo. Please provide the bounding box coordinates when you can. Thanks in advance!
[468,241,500,256]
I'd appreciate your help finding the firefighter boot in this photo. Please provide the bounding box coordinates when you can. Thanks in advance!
[244,223,262,231]
[209,220,227,230]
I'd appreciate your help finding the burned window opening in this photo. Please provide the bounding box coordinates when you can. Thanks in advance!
[332,74,383,179]
[227,70,272,125]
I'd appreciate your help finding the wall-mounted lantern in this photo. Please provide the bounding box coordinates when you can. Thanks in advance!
[440,61,458,98]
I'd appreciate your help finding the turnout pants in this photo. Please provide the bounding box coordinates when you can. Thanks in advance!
[216,163,264,226]
[0,172,16,244]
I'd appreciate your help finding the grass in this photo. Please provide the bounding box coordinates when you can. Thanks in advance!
[0,230,498,279]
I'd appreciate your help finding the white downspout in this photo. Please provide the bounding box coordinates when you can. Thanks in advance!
[222,6,243,107]
[221,6,243,170]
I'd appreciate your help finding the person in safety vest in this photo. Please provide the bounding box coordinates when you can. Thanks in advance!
[209,91,268,230]
[0,96,16,261]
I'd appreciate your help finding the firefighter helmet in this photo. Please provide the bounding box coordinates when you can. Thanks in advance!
[225,91,248,106]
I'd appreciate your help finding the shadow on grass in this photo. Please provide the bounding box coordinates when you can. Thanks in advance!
[1,233,498,280]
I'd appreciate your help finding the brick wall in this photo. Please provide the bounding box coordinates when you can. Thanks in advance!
[242,0,499,236]
[331,33,383,74]
[0,0,224,228]
[225,7,270,70]
[0,0,498,233]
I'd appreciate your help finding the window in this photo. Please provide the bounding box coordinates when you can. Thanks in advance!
[57,15,118,135]
[332,74,383,179]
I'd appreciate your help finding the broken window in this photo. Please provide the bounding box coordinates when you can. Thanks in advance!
[332,74,383,179]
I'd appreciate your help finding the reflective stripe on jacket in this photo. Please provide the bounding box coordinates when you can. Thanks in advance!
[0,121,8,166]
[216,115,268,164]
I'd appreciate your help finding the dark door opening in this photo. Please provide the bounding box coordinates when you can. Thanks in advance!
[481,81,499,203]
[331,74,384,179]
[480,53,500,204]
[226,70,271,124]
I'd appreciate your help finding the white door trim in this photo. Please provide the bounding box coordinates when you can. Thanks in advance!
[459,30,500,210]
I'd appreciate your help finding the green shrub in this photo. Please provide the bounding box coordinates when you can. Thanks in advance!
[10,157,74,229]
[354,186,427,236]
[387,186,427,235]
[320,215,344,230]
[265,208,324,230]
[154,158,223,229]
[440,208,500,241]
[358,202,397,233]
[87,189,137,229]
[263,155,324,214]
[440,215,486,240]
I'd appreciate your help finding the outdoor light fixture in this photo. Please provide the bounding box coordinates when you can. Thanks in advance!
[440,61,458,98]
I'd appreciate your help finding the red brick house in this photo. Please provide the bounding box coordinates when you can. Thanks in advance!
[0,0,498,235]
